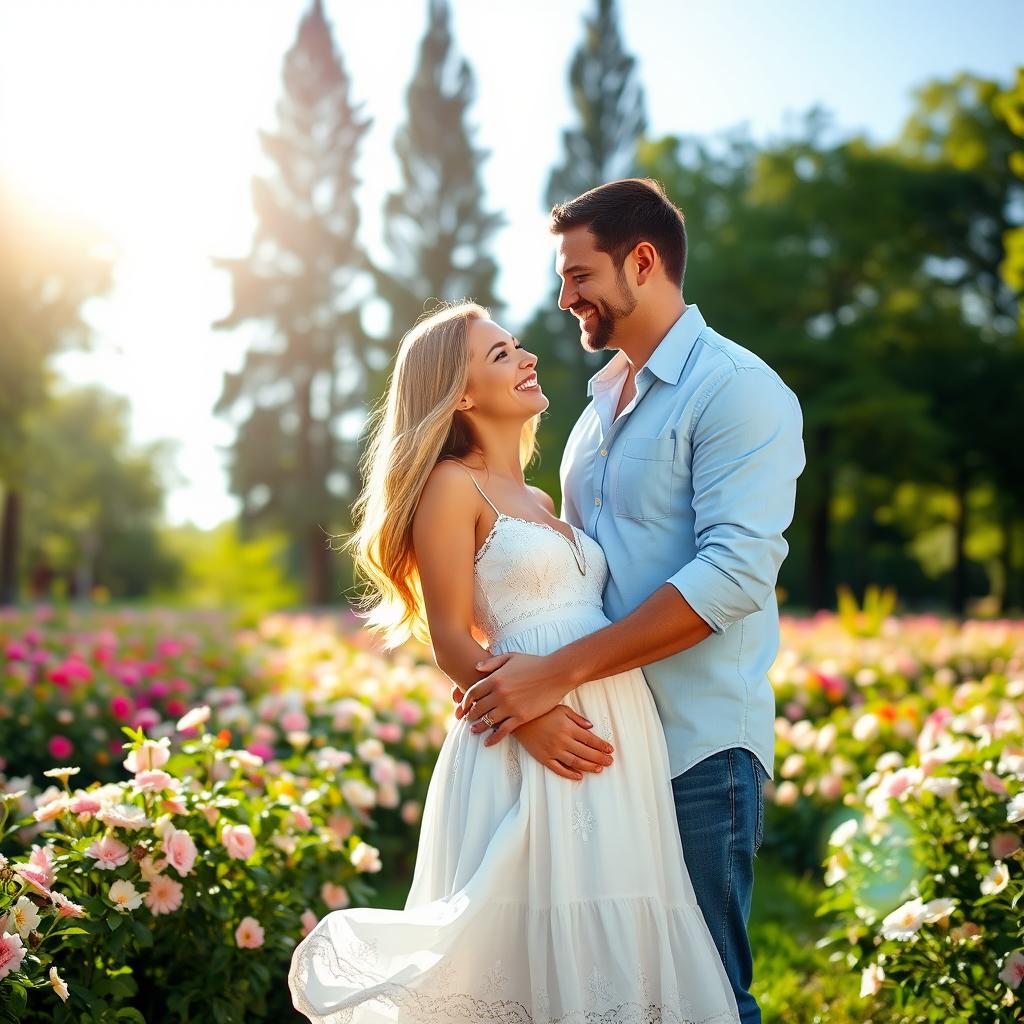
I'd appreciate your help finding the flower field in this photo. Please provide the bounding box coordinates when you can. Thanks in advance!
[1,605,1022,1022]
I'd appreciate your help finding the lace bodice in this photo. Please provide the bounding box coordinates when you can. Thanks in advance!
[473,514,609,648]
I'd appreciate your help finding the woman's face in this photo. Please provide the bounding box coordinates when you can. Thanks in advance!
[460,317,548,420]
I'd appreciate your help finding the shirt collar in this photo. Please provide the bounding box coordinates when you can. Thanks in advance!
[586,304,706,396]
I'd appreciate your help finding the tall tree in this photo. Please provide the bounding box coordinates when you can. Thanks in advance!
[521,0,647,499]
[0,177,113,604]
[377,0,503,336]
[213,0,373,605]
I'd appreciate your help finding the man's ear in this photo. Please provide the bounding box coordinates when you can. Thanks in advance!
[633,241,657,286]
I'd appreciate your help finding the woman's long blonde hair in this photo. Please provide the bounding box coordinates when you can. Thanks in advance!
[349,301,539,648]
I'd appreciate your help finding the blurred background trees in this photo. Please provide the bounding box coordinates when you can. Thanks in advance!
[1,0,1021,616]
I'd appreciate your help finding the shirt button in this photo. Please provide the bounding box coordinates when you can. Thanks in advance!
[594,497,602,507]
[600,448,608,457]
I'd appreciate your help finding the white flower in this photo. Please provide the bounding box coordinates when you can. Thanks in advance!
[108,879,143,913]
[780,754,805,779]
[824,854,848,887]
[42,767,80,783]
[11,896,40,939]
[176,705,211,732]
[96,802,150,831]
[341,779,377,810]
[48,965,69,1002]
[874,751,904,772]
[1007,793,1024,824]
[828,818,858,848]
[980,862,1009,896]
[922,898,956,924]
[356,738,385,762]
[350,841,382,873]
[880,898,926,940]
[923,776,961,799]
[853,713,880,743]
[859,961,885,997]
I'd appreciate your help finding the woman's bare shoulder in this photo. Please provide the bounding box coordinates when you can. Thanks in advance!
[527,484,555,515]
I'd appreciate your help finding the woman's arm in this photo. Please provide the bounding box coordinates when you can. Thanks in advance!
[412,464,614,780]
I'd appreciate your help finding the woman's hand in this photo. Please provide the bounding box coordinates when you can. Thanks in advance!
[511,705,615,781]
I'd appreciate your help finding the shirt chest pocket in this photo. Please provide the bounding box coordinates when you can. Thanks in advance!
[614,436,676,521]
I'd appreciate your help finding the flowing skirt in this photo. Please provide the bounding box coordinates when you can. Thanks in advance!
[288,612,740,1024]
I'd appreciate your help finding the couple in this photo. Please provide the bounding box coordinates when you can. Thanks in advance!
[289,178,806,1024]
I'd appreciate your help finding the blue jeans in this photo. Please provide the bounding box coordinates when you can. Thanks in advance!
[671,747,767,1024]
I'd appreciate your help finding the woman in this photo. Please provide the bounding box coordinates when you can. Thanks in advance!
[288,302,739,1024]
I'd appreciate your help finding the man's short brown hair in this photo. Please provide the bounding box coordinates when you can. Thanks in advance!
[550,178,687,287]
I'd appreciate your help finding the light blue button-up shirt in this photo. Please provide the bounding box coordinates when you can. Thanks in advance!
[560,305,805,780]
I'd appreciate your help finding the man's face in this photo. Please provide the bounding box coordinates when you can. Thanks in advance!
[555,226,637,353]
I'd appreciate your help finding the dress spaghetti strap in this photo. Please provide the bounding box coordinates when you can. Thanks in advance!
[439,457,502,519]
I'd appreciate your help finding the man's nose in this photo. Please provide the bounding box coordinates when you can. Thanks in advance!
[558,281,576,311]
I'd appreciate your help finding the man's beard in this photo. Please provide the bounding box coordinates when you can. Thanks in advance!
[580,277,637,353]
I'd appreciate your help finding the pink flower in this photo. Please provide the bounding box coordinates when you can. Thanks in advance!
[0,931,27,981]
[999,952,1024,990]
[300,909,318,936]
[374,723,402,744]
[68,793,102,816]
[33,797,68,823]
[28,845,55,886]
[163,829,197,877]
[991,832,1022,860]
[133,770,173,793]
[328,815,353,841]
[400,800,421,825]
[162,797,188,816]
[123,738,170,774]
[50,891,86,918]
[395,699,423,726]
[139,856,166,883]
[13,865,52,896]
[280,710,309,732]
[199,806,220,826]
[320,883,350,909]
[221,824,256,861]
[109,695,133,721]
[234,916,265,949]
[47,735,73,760]
[290,807,313,832]
[86,835,130,870]
[980,771,1008,796]
[144,875,183,915]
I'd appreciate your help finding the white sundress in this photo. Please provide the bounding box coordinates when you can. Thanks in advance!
[288,476,740,1024]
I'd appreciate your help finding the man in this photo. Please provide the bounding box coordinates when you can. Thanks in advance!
[458,178,805,1023]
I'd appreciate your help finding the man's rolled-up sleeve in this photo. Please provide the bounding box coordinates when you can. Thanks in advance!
[668,367,805,634]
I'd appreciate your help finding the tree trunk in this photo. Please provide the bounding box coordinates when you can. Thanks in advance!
[0,488,21,606]
[307,523,330,607]
[951,469,968,616]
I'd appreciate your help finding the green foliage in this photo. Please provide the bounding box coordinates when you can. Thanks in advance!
[19,385,177,601]
[157,522,301,624]
[376,0,504,336]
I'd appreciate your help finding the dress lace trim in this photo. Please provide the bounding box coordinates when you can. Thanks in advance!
[291,932,740,1024]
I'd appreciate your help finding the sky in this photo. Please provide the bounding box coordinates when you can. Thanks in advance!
[1,0,1020,527]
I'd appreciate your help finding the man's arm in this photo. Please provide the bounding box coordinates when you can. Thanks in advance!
[460,367,805,743]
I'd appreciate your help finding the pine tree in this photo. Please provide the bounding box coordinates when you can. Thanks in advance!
[213,0,373,605]
[377,0,503,336]
[522,0,648,500]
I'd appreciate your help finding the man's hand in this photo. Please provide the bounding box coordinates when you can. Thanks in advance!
[457,652,567,746]
[512,705,614,781]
